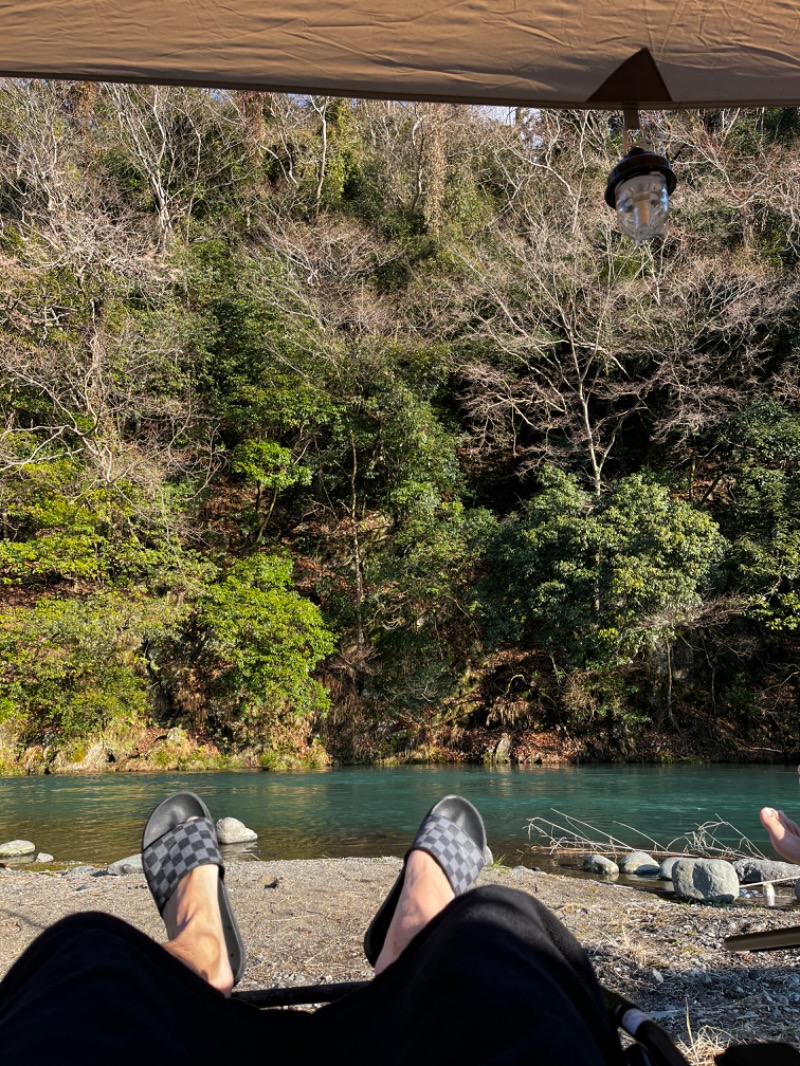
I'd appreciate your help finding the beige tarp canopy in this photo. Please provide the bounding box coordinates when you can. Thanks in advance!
[0,1,799,109]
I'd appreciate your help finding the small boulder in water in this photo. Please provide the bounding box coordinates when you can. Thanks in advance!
[35,852,54,864]
[0,840,35,859]
[582,854,619,876]
[659,856,682,881]
[216,817,257,845]
[619,850,659,876]
[732,858,800,884]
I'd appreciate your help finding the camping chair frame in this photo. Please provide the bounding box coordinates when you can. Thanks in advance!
[233,967,800,1066]
[232,979,692,1065]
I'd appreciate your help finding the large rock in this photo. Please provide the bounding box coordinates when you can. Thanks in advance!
[51,740,109,773]
[672,858,740,903]
[493,734,511,763]
[583,854,619,876]
[0,840,35,859]
[619,850,659,876]
[659,856,682,880]
[107,854,144,876]
[732,858,800,884]
[216,817,257,845]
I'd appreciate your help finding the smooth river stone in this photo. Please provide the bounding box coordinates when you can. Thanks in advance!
[216,817,257,844]
[582,854,619,875]
[0,840,36,858]
[619,850,659,876]
[659,856,682,880]
[107,854,144,875]
[64,865,96,878]
[672,858,740,903]
[732,858,800,884]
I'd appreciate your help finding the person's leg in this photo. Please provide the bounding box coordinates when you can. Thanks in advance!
[318,884,625,1066]
[356,798,622,1064]
[0,912,307,1065]
[141,791,245,985]
[0,792,295,1063]
[374,848,454,973]
[364,794,486,967]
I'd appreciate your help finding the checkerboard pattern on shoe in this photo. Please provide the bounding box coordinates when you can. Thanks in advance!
[142,817,221,913]
[413,812,485,895]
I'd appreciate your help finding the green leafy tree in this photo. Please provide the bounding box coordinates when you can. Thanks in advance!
[716,403,800,631]
[367,497,496,730]
[230,440,312,543]
[197,555,335,744]
[0,593,181,743]
[0,454,208,594]
[482,468,724,671]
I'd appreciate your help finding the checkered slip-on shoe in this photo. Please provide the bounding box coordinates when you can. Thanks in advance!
[363,795,488,966]
[142,791,246,985]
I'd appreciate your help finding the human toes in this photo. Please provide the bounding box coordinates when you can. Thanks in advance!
[761,807,800,862]
[761,806,783,834]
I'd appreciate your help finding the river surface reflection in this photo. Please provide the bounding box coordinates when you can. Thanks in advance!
[1,764,798,875]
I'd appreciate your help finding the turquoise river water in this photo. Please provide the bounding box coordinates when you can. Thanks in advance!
[1,763,799,871]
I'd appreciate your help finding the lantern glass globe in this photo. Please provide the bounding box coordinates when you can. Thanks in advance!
[614,172,670,244]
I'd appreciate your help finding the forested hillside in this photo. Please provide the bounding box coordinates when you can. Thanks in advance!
[1,85,799,770]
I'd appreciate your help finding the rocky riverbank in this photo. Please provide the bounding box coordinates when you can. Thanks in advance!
[3,716,798,775]
[1,859,799,1062]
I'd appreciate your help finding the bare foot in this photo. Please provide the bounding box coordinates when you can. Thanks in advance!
[162,863,233,996]
[374,850,454,975]
[760,807,800,865]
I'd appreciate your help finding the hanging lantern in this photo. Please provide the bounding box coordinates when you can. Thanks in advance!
[605,146,677,244]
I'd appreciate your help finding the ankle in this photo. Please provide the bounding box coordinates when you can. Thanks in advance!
[165,926,232,995]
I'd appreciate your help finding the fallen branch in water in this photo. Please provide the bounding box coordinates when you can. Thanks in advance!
[527,810,767,861]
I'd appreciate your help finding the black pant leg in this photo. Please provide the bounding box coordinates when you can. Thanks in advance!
[1,889,625,1066]
[313,885,625,1066]
[0,912,307,1065]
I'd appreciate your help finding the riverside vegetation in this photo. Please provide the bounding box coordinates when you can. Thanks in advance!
[2,88,800,771]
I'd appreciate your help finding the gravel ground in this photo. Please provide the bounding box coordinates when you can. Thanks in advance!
[1,859,800,1061]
